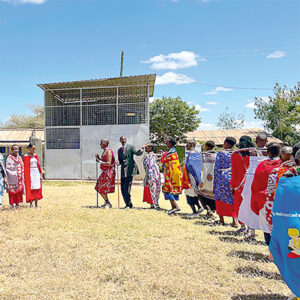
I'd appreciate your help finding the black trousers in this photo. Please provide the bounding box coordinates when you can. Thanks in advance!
[121,176,133,207]
[264,232,271,246]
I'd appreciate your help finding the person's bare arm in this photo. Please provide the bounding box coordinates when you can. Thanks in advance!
[101,150,112,167]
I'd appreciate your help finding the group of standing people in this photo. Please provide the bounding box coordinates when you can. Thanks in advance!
[94,134,299,299]
[0,144,43,208]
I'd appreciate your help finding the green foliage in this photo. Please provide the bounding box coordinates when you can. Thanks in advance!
[150,96,201,145]
[3,104,44,129]
[254,83,300,145]
[217,107,245,130]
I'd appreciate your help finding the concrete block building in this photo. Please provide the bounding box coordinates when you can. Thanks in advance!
[38,74,156,180]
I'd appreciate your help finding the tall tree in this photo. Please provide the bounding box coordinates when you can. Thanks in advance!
[150,96,201,144]
[254,83,300,145]
[217,107,245,130]
[4,104,44,129]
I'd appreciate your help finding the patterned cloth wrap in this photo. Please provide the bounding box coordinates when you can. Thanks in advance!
[161,148,182,194]
[213,150,234,205]
[199,152,216,199]
[95,148,116,194]
[276,160,297,189]
[270,175,300,298]
[186,150,202,187]
[5,155,25,195]
[143,152,161,205]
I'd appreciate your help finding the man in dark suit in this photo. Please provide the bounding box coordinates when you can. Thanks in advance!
[118,136,143,208]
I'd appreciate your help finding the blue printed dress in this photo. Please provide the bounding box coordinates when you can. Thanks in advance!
[213,150,234,217]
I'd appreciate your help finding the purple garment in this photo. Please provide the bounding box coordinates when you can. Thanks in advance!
[213,151,234,205]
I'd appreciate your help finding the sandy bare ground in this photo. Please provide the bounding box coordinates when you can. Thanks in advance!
[0,181,291,299]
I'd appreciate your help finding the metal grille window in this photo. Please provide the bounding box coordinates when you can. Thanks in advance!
[82,105,116,125]
[45,85,149,127]
[45,90,81,106]
[118,103,147,124]
[118,86,147,104]
[46,128,80,149]
[82,88,117,105]
[45,106,80,126]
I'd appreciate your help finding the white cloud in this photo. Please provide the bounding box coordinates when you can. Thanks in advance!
[194,104,210,112]
[1,0,47,4]
[267,51,286,59]
[245,101,256,109]
[205,86,233,95]
[206,101,219,105]
[156,72,195,85]
[149,97,159,103]
[244,120,264,129]
[261,96,269,102]
[198,123,217,130]
[142,51,205,70]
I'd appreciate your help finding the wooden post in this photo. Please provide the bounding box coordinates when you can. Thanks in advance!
[120,51,124,77]
[117,165,120,209]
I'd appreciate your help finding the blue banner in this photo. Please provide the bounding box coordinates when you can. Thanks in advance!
[270,176,300,297]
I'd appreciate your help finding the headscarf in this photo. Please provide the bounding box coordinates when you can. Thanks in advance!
[239,135,255,149]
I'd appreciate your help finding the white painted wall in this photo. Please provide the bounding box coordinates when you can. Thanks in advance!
[45,124,149,180]
[45,149,81,179]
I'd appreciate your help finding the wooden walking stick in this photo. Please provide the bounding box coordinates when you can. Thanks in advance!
[117,164,120,209]
[96,159,99,208]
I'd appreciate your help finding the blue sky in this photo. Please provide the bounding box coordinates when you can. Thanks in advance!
[0,0,299,129]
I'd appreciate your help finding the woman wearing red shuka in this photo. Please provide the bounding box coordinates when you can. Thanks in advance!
[5,144,25,208]
[23,144,43,208]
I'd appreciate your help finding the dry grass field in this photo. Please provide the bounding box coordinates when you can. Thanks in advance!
[0,181,292,300]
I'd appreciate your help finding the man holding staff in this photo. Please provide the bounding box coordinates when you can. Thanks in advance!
[95,139,116,209]
[118,136,143,209]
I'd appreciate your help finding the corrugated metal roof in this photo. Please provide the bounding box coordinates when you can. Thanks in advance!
[186,128,282,145]
[0,129,44,146]
[37,74,156,97]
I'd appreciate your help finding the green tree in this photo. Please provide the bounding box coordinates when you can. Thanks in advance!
[4,104,44,129]
[217,107,245,129]
[150,96,201,145]
[254,83,300,145]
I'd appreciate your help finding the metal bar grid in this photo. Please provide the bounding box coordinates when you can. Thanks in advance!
[44,84,149,92]
[45,84,150,149]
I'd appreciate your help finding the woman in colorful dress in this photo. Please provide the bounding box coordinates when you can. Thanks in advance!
[142,143,161,209]
[23,144,43,208]
[230,136,255,232]
[5,144,25,208]
[0,153,7,206]
[161,138,182,215]
[95,139,116,209]
[213,137,237,226]
[182,141,203,215]
[251,142,282,255]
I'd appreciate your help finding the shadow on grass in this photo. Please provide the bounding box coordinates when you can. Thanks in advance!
[235,266,282,281]
[219,236,266,246]
[134,207,168,212]
[1,205,31,211]
[194,219,216,227]
[227,250,270,263]
[232,294,287,300]
[177,213,210,220]
[208,229,239,236]
[219,236,244,244]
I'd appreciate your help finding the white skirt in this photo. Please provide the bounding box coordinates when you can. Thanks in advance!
[238,156,268,229]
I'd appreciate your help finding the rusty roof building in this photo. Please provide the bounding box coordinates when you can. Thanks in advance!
[186,128,282,146]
